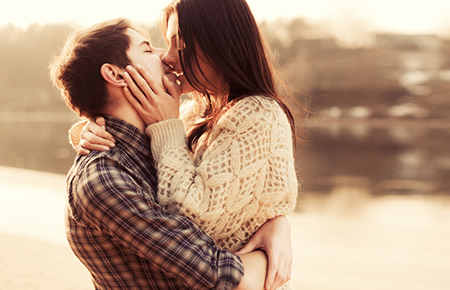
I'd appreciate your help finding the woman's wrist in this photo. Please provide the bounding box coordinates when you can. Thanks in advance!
[145,118,187,159]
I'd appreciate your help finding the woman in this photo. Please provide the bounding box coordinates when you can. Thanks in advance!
[73,1,299,289]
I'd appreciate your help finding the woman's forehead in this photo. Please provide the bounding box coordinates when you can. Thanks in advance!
[166,13,178,39]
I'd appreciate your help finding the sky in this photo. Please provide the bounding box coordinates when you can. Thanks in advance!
[2,0,450,35]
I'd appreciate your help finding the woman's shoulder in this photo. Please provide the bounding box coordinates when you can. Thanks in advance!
[216,96,286,133]
[235,95,278,109]
[226,95,286,121]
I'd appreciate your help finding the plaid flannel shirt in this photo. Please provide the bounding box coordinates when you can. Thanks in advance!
[65,116,244,290]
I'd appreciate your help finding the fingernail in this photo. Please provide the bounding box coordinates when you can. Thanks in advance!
[136,64,142,69]
[126,65,133,71]
[102,146,110,151]
[84,150,90,155]
[101,126,106,130]
[110,142,115,147]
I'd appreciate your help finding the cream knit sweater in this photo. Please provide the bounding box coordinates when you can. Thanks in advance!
[70,96,298,289]
[146,96,298,253]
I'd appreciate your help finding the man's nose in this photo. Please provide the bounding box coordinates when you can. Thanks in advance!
[156,48,167,58]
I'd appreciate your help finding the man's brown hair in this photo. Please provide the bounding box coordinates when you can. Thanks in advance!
[49,18,140,117]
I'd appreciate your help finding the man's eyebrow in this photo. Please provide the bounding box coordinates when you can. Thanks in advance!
[139,40,151,47]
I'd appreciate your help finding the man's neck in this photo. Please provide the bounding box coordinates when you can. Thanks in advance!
[104,98,146,133]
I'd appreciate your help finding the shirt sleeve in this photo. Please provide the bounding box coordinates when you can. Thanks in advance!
[72,156,244,290]
[145,97,298,241]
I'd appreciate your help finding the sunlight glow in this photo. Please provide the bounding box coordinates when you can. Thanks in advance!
[2,0,450,34]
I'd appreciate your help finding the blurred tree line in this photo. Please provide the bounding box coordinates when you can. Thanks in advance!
[1,18,449,118]
[0,23,73,112]
[260,18,450,119]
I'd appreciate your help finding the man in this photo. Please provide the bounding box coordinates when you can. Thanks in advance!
[49,18,266,289]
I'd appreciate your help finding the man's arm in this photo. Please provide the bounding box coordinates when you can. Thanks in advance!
[236,216,293,290]
[237,251,268,290]
[72,156,244,290]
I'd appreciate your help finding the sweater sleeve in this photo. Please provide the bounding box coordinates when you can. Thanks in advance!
[68,119,88,148]
[146,97,298,241]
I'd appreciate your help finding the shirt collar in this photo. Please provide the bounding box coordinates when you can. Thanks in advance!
[103,115,150,158]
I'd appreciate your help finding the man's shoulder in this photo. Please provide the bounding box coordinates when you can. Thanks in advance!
[68,151,134,208]
[67,146,154,197]
[68,149,117,177]
[67,148,133,192]
[67,150,112,188]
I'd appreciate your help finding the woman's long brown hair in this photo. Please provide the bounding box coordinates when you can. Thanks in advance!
[161,0,297,151]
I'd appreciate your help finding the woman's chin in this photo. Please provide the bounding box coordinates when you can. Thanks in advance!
[180,76,195,94]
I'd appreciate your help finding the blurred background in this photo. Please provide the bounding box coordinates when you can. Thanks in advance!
[0,0,449,289]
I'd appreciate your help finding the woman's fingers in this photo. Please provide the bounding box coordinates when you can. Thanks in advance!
[92,117,115,144]
[125,65,165,104]
[123,86,139,108]
[123,65,181,125]
[94,116,106,128]
[126,65,154,95]
[122,65,181,125]
[75,144,90,156]
[94,116,114,141]
[80,131,112,151]
[265,256,277,290]
[124,86,160,125]
[266,252,292,290]
[237,215,293,290]
[126,64,181,102]
[269,262,290,290]
[163,74,182,101]
[122,71,152,109]
[134,64,166,96]
[76,117,115,153]
[79,138,110,152]
[266,262,283,290]
[124,86,147,115]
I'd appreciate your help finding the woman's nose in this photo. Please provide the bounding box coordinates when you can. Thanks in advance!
[162,47,178,69]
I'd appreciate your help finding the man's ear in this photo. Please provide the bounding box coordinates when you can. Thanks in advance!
[100,63,126,87]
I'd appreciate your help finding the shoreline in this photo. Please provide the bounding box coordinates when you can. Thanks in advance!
[0,233,92,290]
[0,166,68,244]
[302,117,450,128]
[1,166,449,290]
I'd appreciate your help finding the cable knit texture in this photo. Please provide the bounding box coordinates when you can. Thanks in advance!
[69,96,298,290]
[146,96,298,255]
